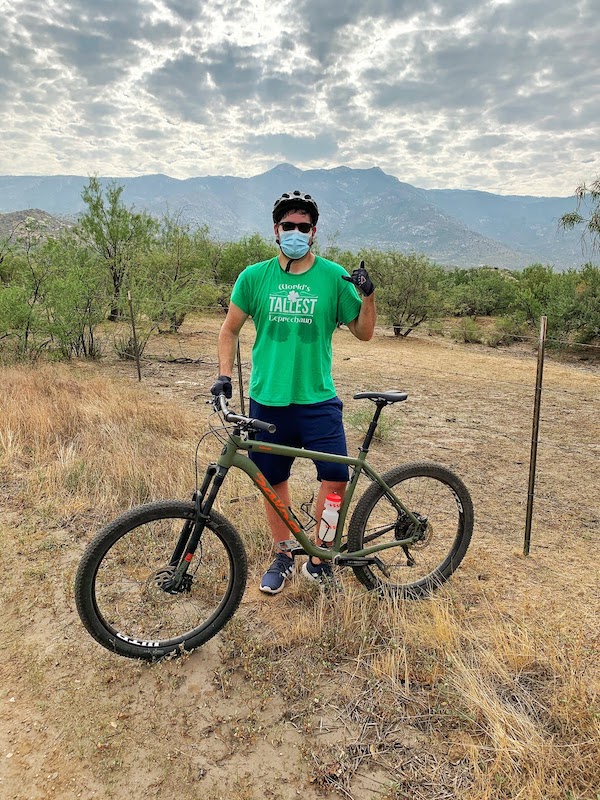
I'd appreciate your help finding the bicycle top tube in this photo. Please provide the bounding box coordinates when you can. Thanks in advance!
[210,391,408,476]
[212,393,368,468]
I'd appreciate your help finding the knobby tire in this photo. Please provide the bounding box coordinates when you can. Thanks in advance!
[74,500,247,660]
[347,462,474,598]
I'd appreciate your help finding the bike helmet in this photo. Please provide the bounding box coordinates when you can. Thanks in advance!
[272,190,319,225]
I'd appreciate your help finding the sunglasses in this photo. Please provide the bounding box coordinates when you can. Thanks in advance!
[279,221,313,233]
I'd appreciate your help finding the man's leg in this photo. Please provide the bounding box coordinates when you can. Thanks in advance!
[263,480,294,548]
[259,479,297,594]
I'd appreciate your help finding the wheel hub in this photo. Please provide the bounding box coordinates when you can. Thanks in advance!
[395,511,431,548]
[152,566,193,594]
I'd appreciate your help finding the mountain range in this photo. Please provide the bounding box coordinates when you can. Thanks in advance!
[0,164,590,270]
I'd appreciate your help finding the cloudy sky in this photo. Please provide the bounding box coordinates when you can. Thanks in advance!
[2,0,598,196]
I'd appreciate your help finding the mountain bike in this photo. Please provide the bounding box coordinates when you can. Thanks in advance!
[75,391,474,661]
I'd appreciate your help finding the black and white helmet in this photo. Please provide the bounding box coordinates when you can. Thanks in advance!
[272,190,319,225]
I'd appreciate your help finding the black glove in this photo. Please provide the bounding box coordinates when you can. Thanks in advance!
[342,260,375,296]
[210,375,232,398]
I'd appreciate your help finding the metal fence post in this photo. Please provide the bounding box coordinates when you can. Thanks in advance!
[524,316,547,555]
[127,290,142,382]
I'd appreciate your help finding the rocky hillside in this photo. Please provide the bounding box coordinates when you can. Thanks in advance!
[0,208,73,240]
[0,165,586,269]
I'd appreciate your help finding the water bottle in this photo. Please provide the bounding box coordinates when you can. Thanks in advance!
[318,493,342,543]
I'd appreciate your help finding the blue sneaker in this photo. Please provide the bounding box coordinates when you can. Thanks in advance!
[260,552,294,594]
[302,558,334,587]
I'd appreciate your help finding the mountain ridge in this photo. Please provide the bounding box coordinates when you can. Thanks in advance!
[0,165,586,269]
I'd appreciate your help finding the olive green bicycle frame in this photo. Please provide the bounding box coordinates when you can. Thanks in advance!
[213,431,421,562]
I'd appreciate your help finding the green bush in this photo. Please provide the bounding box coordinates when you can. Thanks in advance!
[426,319,445,337]
[486,315,528,347]
[451,318,484,343]
[362,249,446,336]
[449,267,519,317]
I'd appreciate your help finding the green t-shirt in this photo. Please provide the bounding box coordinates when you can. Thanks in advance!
[231,256,362,406]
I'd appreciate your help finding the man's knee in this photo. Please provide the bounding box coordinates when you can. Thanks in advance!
[321,479,347,496]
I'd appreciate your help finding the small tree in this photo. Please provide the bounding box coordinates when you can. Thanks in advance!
[218,234,278,284]
[0,224,111,359]
[449,267,518,318]
[0,223,20,283]
[6,217,55,355]
[43,234,110,357]
[0,283,31,353]
[559,177,600,253]
[512,264,600,339]
[511,264,556,324]
[77,177,158,320]
[134,214,222,332]
[562,263,600,343]
[365,249,446,336]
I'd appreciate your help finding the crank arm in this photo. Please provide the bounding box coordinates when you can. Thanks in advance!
[332,554,391,577]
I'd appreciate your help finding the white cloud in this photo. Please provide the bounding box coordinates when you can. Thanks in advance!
[0,0,598,194]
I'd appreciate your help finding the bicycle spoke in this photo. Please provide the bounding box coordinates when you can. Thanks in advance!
[348,463,473,598]
[93,518,233,644]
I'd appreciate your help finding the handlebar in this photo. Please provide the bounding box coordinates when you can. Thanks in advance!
[213,394,277,434]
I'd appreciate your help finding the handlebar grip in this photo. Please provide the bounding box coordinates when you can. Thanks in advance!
[214,394,276,433]
[251,418,277,434]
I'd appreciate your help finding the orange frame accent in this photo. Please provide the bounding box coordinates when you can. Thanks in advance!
[254,471,301,534]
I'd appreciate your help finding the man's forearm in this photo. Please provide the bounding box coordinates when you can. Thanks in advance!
[217,325,239,376]
[352,294,376,341]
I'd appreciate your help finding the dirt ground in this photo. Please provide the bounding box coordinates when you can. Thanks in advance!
[1,317,598,799]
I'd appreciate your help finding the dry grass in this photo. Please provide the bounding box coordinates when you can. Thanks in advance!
[0,363,203,526]
[0,321,598,800]
[219,585,599,800]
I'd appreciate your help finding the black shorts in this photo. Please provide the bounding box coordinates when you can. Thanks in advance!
[248,397,350,486]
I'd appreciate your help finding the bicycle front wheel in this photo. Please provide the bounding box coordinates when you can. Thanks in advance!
[75,500,247,660]
[347,462,473,599]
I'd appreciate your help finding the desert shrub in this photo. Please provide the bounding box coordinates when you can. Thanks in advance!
[486,315,528,347]
[363,249,447,336]
[451,318,484,343]
[449,266,519,317]
[426,319,445,337]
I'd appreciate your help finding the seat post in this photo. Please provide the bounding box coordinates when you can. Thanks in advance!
[360,401,386,453]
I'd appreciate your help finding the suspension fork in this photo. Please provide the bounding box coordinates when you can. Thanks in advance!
[168,462,228,578]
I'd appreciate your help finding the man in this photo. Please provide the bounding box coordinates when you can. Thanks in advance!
[211,190,376,593]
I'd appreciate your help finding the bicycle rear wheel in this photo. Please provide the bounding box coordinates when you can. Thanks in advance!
[347,462,473,599]
[75,500,247,660]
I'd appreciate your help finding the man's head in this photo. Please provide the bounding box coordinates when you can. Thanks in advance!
[272,190,319,227]
[272,191,318,260]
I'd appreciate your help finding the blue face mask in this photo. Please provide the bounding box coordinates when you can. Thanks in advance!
[279,230,311,259]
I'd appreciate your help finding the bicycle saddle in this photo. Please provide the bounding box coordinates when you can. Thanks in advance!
[353,391,408,403]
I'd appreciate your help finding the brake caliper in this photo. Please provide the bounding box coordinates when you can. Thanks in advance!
[153,566,193,595]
